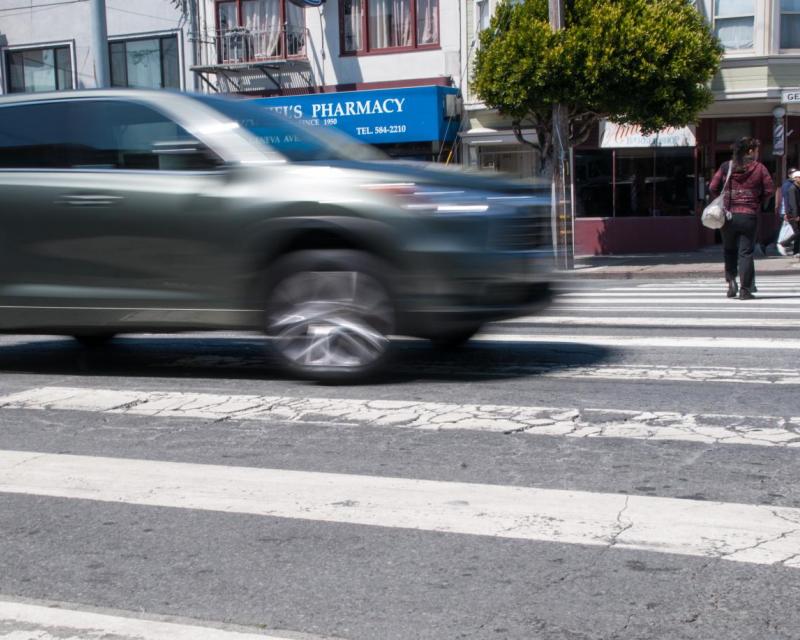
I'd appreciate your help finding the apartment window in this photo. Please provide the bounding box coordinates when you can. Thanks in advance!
[341,0,439,54]
[5,45,73,93]
[714,0,754,50]
[216,0,305,61]
[110,35,180,89]
[781,0,800,48]
[476,0,490,35]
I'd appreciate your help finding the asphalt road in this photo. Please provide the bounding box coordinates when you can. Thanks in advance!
[1,274,800,640]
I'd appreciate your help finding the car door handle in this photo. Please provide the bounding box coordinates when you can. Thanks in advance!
[56,194,125,207]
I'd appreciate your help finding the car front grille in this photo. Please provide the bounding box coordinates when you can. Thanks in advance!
[489,215,552,251]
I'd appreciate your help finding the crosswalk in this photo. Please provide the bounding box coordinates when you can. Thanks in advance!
[1,275,800,639]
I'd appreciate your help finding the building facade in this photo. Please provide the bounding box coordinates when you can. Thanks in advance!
[0,0,194,94]
[0,1,462,160]
[460,0,800,255]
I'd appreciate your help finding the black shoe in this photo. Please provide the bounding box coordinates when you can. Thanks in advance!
[739,288,755,300]
[726,281,738,298]
[751,284,758,293]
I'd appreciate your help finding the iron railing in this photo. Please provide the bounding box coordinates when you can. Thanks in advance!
[215,26,307,64]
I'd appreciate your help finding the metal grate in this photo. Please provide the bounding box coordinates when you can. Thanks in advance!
[489,215,551,251]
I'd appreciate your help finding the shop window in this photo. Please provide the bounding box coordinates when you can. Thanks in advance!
[341,0,439,54]
[477,145,537,182]
[215,0,305,62]
[781,0,800,48]
[714,0,754,50]
[715,120,752,143]
[5,45,73,94]
[574,148,694,218]
[109,35,180,89]
[574,151,613,217]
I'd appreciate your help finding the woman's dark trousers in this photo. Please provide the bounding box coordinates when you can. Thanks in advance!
[721,214,757,291]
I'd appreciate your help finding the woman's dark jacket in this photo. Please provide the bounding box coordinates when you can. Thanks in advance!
[709,160,774,215]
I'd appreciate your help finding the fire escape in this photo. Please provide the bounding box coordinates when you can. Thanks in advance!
[191,23,315,94]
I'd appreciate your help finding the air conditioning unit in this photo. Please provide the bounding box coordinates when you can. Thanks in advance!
[445,94,461,118]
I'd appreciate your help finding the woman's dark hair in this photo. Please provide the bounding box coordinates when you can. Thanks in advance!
[732,137,760,168]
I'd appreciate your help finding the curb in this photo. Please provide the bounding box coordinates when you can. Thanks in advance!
[557,265,800,280]
[558,270,800,280]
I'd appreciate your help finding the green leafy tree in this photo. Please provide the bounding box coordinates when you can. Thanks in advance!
[472,0,723,174]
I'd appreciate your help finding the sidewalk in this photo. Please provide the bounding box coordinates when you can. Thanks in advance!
[566,245,800,279]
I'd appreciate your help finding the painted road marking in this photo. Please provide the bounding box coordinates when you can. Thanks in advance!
[0,599,319,639]
[502,316,798,327]
[1,450,799,568]
[472,333,800,349]
[555,296,800,304]
[1,387,799,448]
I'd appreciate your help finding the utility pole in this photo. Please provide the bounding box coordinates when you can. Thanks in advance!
[548,0,573,269]
[90,0,110,88]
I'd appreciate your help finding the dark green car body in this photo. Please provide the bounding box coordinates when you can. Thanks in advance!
[0,89,552,380]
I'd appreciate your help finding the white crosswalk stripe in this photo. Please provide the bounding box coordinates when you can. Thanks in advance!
[1,386,799,448]
[0,599,306,640]
[2,450,800,568]
[473,333,800,349]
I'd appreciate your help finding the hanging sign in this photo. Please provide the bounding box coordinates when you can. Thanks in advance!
[600,121,696,148]
[288,0,326,6]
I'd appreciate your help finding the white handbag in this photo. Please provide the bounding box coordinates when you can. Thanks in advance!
[701,162,733,230]
[777,219,797,255]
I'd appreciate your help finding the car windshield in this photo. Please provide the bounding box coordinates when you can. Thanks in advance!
[194,94,386,163]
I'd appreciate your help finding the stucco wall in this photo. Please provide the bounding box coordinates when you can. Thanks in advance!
[300,1,462,89]
[0,0,190,93]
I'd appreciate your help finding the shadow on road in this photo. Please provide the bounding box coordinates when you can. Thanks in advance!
[0,335,614,385]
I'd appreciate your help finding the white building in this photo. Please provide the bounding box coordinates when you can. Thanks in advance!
[0,1,463,161]
[0,0,194,93]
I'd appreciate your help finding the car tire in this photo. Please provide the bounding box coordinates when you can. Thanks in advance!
[73,333,116,348]
[429,326,481,350]
[264,250,395,383]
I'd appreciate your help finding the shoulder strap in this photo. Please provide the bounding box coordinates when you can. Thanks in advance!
[722,161,733,211]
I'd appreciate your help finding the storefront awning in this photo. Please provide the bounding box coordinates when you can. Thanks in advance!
[600,121,696,148]
[250,86,460,144]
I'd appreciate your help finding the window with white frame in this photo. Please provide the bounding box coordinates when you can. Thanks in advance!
[781,0,800,48]
[476,0,490,35]
[714,0,754,50]
[5,45,73,93]
[109,35,180,89]
[341,0,439,54]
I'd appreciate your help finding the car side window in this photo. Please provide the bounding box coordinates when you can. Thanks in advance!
[0,100,223,171]
[0,102,73,169]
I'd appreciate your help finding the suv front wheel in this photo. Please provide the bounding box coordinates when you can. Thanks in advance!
[265,250,395,382]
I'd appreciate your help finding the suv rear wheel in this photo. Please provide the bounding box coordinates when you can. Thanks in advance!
[265,250,395,382]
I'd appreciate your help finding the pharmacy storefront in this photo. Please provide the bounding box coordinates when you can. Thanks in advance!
[251,85,461,161]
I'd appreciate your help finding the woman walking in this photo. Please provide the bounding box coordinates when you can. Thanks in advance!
[709,137,774,300]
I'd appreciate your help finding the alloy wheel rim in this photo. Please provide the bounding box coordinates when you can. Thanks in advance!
[267,270,393,370]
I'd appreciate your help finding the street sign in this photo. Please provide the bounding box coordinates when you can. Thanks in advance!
[781,88,800,103]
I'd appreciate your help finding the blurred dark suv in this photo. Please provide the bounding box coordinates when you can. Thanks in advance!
[0,90,552,381]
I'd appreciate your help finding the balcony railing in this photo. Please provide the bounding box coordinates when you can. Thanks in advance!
[216,26,307,64]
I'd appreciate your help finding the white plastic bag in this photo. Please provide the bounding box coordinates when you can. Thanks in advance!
[701,195,727,229]
[702,162,733,230]
[777,219,797,256]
